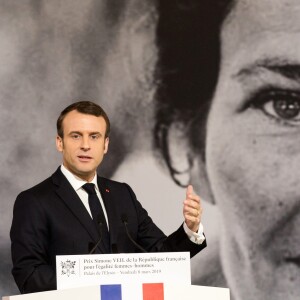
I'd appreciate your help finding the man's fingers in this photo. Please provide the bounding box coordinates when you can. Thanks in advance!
[184,203,202,216]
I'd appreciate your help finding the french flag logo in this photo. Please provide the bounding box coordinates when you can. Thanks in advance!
[100,283,164,300]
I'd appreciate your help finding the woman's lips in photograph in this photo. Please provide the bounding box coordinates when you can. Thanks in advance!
[285,256,300,268]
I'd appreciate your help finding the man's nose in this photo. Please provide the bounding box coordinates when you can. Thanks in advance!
[80,136,90,150]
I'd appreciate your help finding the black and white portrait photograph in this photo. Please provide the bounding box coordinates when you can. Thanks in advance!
[0,1,299,300]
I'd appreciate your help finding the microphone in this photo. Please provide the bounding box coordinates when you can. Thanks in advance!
[89,215,104,254]
[121,214,147,253]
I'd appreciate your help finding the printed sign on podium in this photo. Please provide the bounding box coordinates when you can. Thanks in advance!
[56,252,191,290]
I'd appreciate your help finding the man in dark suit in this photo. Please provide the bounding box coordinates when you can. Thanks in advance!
[10,101,206,294]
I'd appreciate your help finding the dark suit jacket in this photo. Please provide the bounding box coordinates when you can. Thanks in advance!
[11,167,206,294]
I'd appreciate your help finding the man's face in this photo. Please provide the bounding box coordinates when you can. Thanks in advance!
[56,110,109,182]
[205,0,300,299]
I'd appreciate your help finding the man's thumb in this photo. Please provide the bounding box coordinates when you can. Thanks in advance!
[186,184,194,197]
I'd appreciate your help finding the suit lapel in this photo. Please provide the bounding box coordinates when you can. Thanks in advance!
[51,168,103,252]
[98,176,119,251]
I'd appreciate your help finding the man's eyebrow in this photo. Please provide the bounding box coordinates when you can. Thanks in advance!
[68,131,103,136]
[234,57,300,81]
[69,131,82,135]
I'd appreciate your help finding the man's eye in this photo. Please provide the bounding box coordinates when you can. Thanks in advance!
[71,134,80,139]
[251,90,300,124]
[90,134,100,140]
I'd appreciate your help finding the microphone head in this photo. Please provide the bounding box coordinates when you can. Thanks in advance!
[121,214,128,223]
[120,213,147,253]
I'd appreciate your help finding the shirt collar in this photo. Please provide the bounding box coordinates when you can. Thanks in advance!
[60,164,99,192]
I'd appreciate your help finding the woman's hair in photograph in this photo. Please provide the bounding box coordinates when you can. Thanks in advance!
[154,0,235,183]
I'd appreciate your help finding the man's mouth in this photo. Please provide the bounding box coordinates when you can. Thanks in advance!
[78,155,92,161]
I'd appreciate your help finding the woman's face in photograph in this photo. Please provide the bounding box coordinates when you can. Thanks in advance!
[205,0,300,299]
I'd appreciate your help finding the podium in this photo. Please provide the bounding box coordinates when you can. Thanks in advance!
[3,284,230,300]
[3,253,230,299]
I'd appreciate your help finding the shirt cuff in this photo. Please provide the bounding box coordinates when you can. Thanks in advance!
[183,222,206,245]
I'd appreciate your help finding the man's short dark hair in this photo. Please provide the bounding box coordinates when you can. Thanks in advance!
[57,101,111,138]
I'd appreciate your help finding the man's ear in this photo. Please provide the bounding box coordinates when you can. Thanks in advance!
[168,122,215,204]
[56,135,63,152]
[104,137,109,154]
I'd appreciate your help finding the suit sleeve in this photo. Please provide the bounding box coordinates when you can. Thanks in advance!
[124,184,207,257]
[10,191,56,293]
